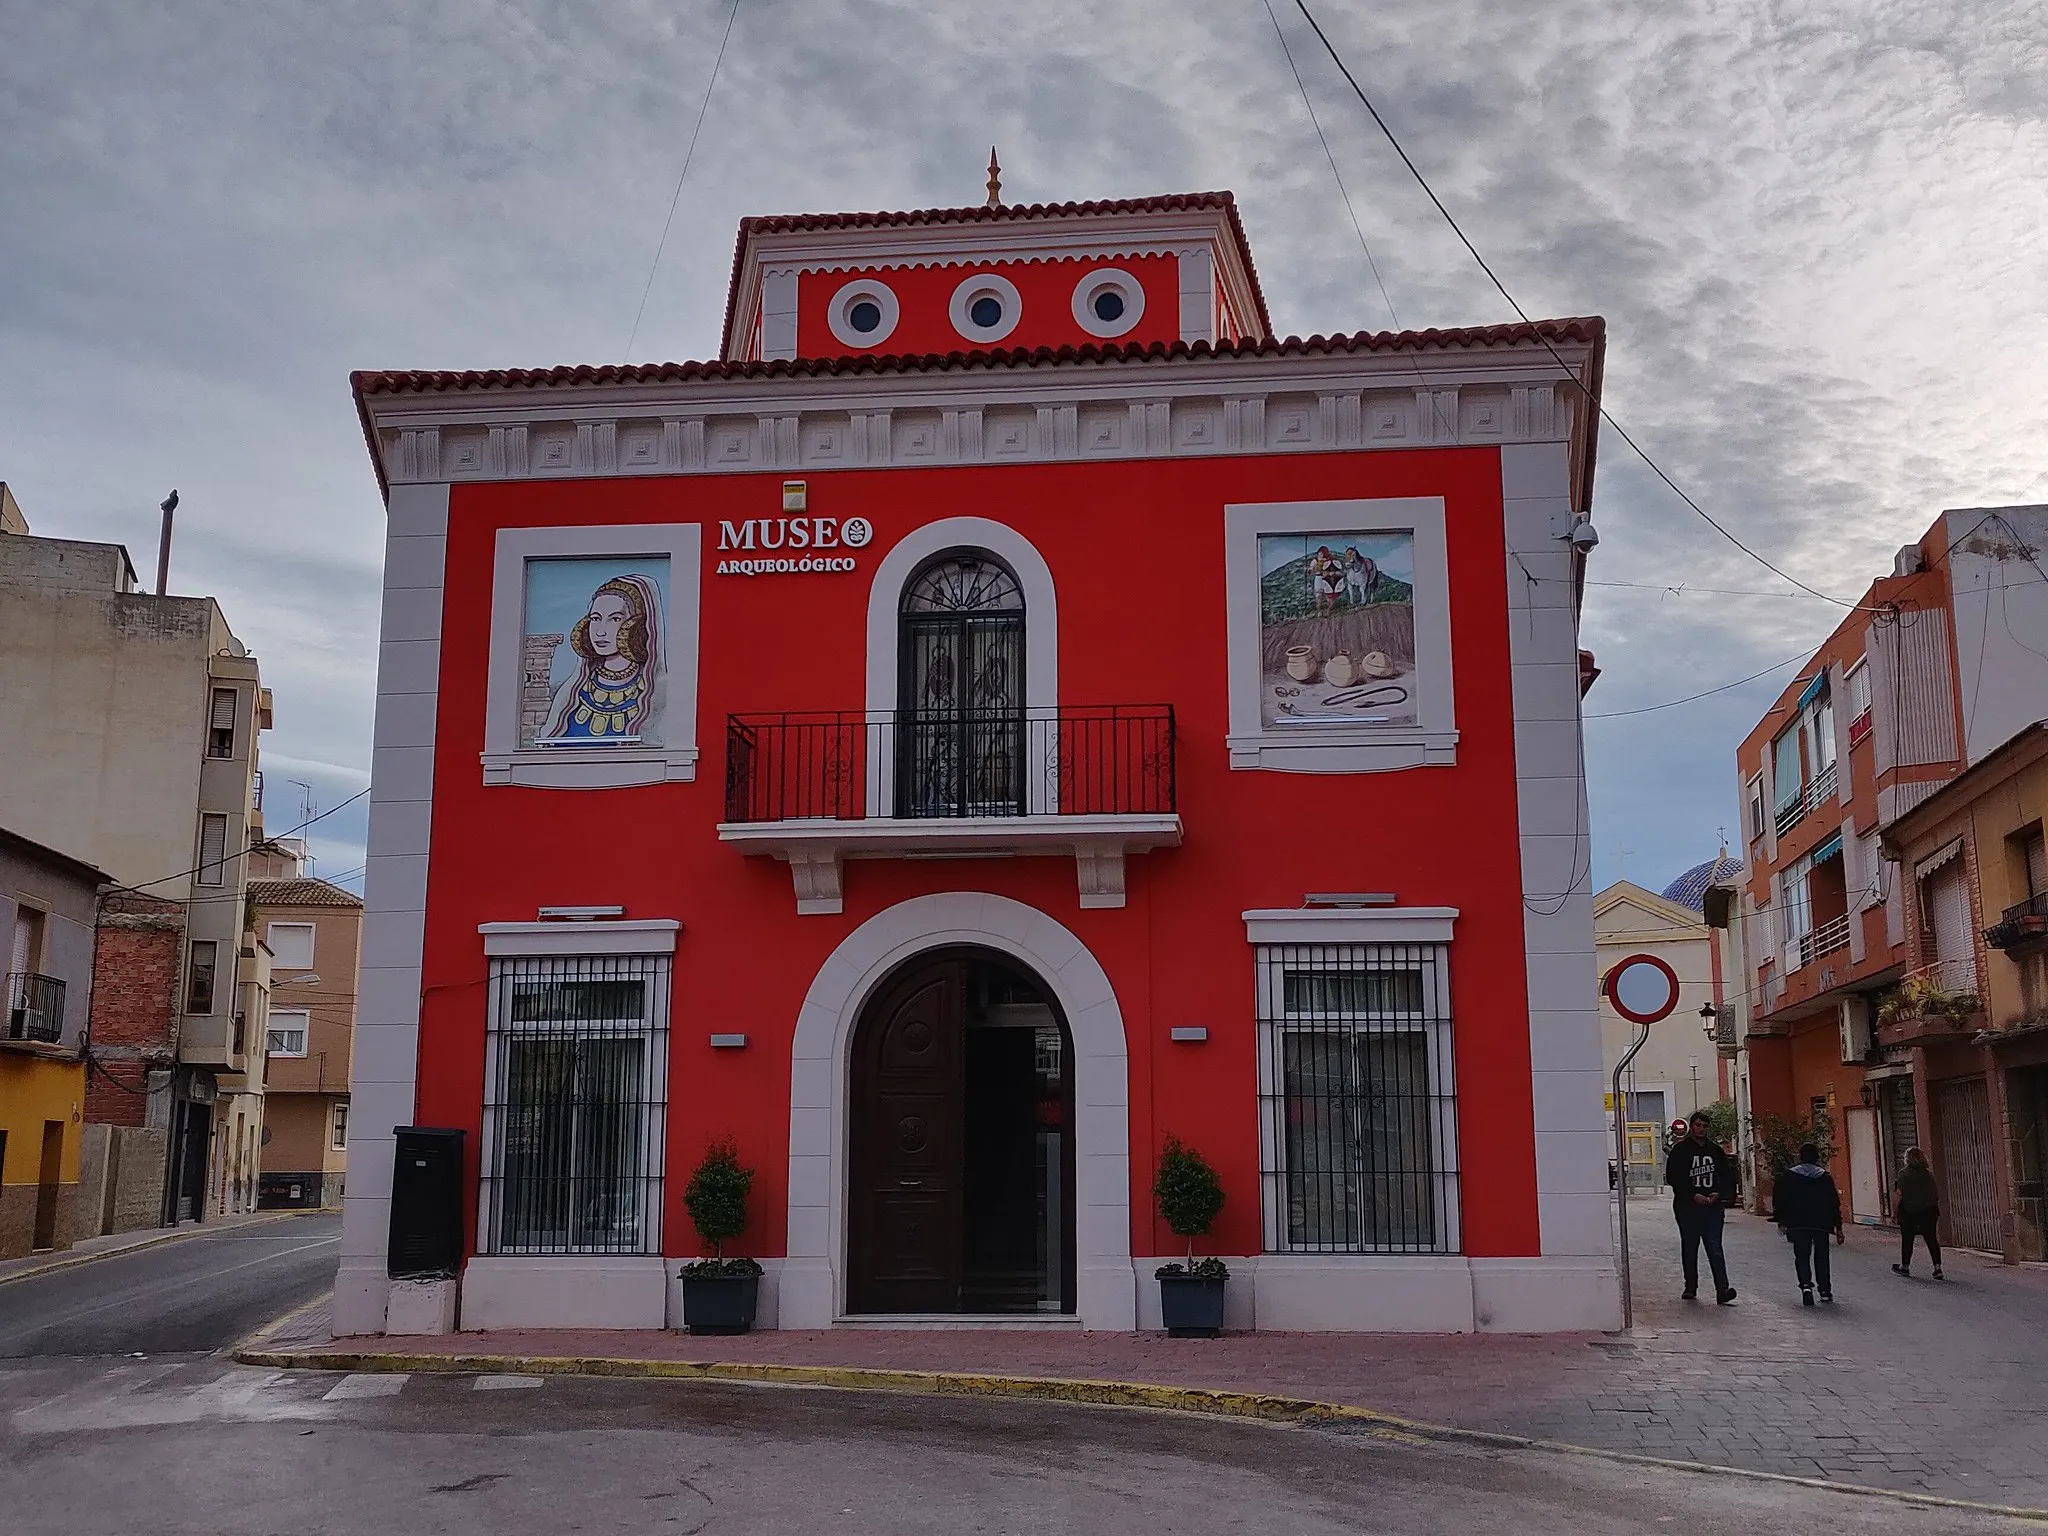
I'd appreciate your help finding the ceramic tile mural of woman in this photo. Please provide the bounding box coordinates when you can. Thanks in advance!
[1256,531,1418,728]
[521,558,669,747]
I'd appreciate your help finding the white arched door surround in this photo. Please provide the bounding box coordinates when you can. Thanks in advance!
[864,517,1059,817]
[780,891,1136,1329]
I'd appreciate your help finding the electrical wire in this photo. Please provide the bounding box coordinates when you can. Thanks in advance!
[1287,0,1878,612]
[103,787,371,900]
[622,0,743,364]
[1583,650,1812,720]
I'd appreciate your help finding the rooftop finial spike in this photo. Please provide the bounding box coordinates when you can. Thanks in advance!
[986,146,1002,207]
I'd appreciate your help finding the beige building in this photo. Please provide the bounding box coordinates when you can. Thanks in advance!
[1597,869,1735,1189]
[249,838,357,1209]
[0,503,272,1226]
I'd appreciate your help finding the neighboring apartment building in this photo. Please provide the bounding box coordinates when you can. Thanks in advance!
[0,500,274,1227]
[249,838,358,1209]
[1882,720,2048,1260]
[1731,505,2048,1231]
[0,827,103,1257]
[337,186,1616,1338]
[1595,859,1738,1188]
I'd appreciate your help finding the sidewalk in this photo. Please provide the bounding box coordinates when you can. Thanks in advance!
[0,1208,311,1286]
[241,1204,2048,1511]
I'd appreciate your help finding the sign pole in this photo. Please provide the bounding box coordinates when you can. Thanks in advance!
[1611,1017,1650,1331]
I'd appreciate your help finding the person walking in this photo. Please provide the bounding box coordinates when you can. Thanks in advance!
[1772,1142,1844,1305]
[1665,1110,1738,1304]
[1893,1146,1944,1280]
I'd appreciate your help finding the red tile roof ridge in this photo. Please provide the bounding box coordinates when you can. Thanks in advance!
[353,317,1606,398]
[249,877,364,908]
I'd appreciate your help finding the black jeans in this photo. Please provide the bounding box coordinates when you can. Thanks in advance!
[1788,1228,1832,1294]
[1676,1202,1730,1294]
[1900,1209,1942,1268]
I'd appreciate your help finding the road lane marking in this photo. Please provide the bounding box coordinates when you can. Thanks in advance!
[323,1373,409,1400]
[473,1374,545,1390]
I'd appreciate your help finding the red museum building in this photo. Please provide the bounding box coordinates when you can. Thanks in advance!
[336,189,1616,1335]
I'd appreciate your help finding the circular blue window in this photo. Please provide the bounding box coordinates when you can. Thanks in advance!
[848,299,882,334]
[1092,289,1125,323]
[970,295,1004,329]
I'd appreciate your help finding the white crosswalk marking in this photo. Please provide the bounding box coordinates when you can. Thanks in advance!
[473,1374,545,1391]
[322,1373,409,1400]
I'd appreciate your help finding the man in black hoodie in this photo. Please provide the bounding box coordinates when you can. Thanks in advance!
[1664,1111,1738,1304]
[1773,1141,1845,1305]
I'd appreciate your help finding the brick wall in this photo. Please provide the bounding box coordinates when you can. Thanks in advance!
[85,894,185,1128]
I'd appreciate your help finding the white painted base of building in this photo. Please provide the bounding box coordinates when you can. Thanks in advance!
[339,1252,1618,1336]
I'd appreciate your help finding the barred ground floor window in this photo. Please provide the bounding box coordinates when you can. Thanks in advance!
[480,952,670,1255]
[1256,940,1460,1253]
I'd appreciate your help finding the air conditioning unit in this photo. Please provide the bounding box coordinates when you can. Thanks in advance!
[7,1006,44,1042]
[1838,997,1875,1065]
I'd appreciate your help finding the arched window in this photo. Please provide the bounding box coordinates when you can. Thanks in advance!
[897,553,1025,817]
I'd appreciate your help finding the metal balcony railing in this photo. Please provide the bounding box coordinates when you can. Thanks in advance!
[1810,761,1839,805]
[4,972,65,1044]
[1986,890,2048,951]
[1773,789,1807,838]
[725,707,1176,823]
[1797,914,1852,968]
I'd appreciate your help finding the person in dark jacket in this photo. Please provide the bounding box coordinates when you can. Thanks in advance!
[1664,1110,1738,1303]
[1773,1143,1844,1305]
[1893,1146,1944,1279]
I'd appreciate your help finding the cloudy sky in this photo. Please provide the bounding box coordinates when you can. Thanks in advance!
[4,0,2044,898]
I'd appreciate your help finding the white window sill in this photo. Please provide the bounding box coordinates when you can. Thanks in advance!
[1227,729,1458,773]
[481,747,699,789]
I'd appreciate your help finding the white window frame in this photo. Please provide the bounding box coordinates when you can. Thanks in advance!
[265,921,316,971]
[331,1101,349,1150]
[1243,907,1461,1254]
[482,524,702,789]
[475,920,678,1256]
[1746,774,1766,843]
[266,1009,310,1057]
[1223,498,1456,773]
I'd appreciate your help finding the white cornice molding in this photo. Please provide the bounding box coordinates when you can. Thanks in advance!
[364,344,1592,490]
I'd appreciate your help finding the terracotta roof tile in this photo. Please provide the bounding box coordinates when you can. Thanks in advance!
[352,317,1606,400]
[249,878,363,909]
[719,191,1272,350]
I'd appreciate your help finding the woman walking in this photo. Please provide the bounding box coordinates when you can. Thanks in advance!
[1892,1146,1944,1280]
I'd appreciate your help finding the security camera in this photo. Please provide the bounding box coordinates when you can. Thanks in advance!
[1568,520,1600,551]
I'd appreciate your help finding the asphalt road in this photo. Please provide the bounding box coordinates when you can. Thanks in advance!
[0,1214,339,1358]
[0,1360,2030,1535]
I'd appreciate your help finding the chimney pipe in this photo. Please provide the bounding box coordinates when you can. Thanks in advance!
[155,490,178,596]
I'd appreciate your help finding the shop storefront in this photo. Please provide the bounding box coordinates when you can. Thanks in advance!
[335,189,1615,1335]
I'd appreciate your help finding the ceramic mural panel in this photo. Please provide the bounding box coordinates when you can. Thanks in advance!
[519,556,671,747]
[1256,532,1417,728]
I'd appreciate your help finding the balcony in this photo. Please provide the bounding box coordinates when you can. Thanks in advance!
[1773,789,1806,838]
[1986,891,2048,953]
[1847,709,1873,750]
[1874,965,1984,1049]
[1798,913,1852,968]
[1810,761,1839,806]
[4,973,65,1045]
[719,707,1182,913]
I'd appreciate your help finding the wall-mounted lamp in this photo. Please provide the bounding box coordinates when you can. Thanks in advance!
[1699,1002,1719,1040]
[539,905,626,922]
[710,1034,748,1049]
[1170,1027,1208,1043]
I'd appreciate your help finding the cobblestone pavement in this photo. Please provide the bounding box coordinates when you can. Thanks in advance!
[259,1205,2048,1511]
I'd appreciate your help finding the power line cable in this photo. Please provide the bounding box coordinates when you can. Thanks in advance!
[1287,0,1873,611]
[622,0,743,364]
[1583,650,1812,719]
[104,787,371,900]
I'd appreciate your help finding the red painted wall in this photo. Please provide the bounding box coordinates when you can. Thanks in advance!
[415,446,1542,1262]
[796,254,1182,357]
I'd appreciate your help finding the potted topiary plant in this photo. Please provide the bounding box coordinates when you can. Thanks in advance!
[678,1137,762,1335]
[1153,1134,1227,1337]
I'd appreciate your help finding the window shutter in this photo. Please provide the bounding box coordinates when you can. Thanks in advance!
[211,688,237,731]
[197,814,229,886]
[2028,832,2047,899]
[1924,863,1975,992]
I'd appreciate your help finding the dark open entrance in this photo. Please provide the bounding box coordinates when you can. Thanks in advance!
[847,947,1074,1314]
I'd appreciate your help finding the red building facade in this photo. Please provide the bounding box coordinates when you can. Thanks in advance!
[337,192,1615,1335]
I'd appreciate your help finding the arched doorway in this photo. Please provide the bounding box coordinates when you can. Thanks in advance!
[896,552,1025,818]
[846,946,1076,1314]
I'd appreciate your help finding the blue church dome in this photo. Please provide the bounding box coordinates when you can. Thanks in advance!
[1661,853,1744,912]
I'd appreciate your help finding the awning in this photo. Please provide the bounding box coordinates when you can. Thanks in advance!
[1811,831,1844,863]
[1796,671,1829,709]
[1915,838,1965,880]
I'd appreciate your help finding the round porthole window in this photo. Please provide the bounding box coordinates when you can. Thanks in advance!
[827,278,900,348]
[948,271,1022,345]
[1071,267,1145,338]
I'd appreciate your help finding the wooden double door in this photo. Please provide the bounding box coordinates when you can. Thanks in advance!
[847,950,1073,1314]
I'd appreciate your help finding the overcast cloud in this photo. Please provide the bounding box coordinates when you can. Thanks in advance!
[3,0,2044,898]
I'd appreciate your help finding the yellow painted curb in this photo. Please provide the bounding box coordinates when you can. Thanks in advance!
[0,1209,315,1288]
[232,1344,2048,1522]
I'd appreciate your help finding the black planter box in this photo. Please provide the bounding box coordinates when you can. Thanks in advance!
[1157,1274,1226,1337]
[680,1272,759,1335]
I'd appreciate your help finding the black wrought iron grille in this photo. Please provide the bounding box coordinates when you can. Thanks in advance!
[481,953,669,1255]
[724,706,1176,823]
[1256,941,1460,1254]
[4,972,64,1043]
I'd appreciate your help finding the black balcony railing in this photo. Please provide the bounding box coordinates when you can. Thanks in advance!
[725,707,1176,823]
[5,972,65,1044]
[1986,889,2048,952]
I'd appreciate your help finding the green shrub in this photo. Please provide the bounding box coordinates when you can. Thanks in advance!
[682,1137,753,1264]
[1154,1135,1225,1269]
